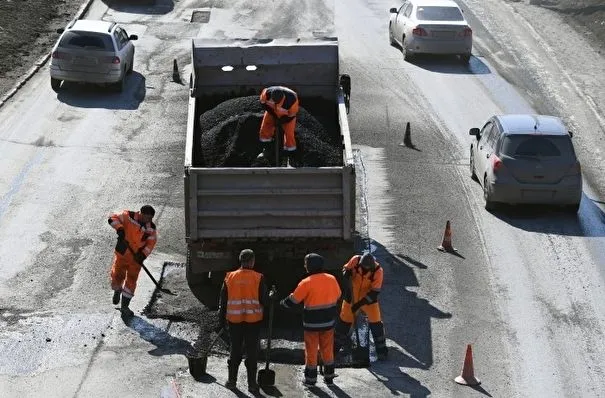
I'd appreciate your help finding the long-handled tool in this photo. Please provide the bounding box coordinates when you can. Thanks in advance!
[275,120,283,167]
[258,287,277,386]
[351,311,370,367]
[125,242,176,295]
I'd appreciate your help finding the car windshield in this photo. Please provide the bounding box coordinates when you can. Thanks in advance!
[500,135,575,158]
[59,31,114,51]
[416,6,464,21]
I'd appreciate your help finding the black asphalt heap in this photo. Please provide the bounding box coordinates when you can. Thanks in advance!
[196,95,343,167]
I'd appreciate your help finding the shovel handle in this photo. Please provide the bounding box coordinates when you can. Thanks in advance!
[264,295,275,369]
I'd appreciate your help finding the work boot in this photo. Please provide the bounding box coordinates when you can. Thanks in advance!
[323,364,336,385]
[120,296,134,319]
[256,142,275,165]
[286,149,299,167]
[112,290,121,305]
[303,367,317,386]
[245,359,259,394]
[226,359,239,390]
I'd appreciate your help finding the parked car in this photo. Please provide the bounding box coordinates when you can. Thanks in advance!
[469,114,582,213]
[50,19,138,92]
[389,0,472,63]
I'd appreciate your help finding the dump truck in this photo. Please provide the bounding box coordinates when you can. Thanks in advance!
[184,37,356,306]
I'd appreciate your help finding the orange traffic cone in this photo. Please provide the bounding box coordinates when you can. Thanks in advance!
[437,220,457,252]
[454,344,480,386]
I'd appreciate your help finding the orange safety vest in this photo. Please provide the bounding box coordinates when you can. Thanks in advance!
[224,268,264,324]
[109,210,157,257]
[344,255,383,304]
[284,272,341,330]
[260,86,299,118]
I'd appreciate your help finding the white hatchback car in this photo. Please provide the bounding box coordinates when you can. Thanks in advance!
[50,19,138,92]
[389,0,472,63]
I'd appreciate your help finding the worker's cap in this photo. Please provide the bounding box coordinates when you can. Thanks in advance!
[359,252,377,270]
[140,205,156,217]
[305,253,325,272]
[239,249,255,262]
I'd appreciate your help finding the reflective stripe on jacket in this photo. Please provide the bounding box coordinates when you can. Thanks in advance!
[224,269,264,323]
[283,273,341,331]
[108,210,157,256]
[344,255,383,304]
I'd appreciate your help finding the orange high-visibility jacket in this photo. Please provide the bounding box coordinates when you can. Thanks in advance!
[282,272,341,331]
[344,255,383,305]
[223,268,264,324]
[260,86,299,118]
[108,210,157,257]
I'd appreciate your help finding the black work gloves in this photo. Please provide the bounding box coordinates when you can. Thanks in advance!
[278,115,295,124]
[351,301,364,314]
[269,285,279,301]
[134,251,146,265]
[115,228,127,255]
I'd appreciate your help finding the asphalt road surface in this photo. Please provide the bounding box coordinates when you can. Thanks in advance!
[0,0,604,397]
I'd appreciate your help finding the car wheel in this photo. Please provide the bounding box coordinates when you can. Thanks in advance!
[564,203,580,214]
[112,74,125,93]
[470,151,478,181]
[402,37,414,62]
[460,54,471,64]
[484,176,495,211]
[127,61,133,75]
[51,78,61,92]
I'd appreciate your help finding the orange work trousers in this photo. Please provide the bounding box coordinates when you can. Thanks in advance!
[259,112,297,151]
[110,250,141,298]
[304,329,334,367]
[339,300,382,323]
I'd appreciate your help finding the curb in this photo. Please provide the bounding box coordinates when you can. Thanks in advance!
[0,0,95,109]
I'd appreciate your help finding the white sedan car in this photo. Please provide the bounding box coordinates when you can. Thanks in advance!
[389,0,472,63]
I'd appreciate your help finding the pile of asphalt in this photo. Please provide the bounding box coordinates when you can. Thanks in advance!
[195,96,343,167]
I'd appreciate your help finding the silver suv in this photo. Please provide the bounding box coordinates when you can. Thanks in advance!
[50,19,138,92]
[469,114,582,213]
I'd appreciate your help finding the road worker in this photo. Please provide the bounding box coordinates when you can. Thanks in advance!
[334,252,388,360]
[108,205,157,319]
[257,86,300,166]
[216,249,269,394]
[281,253,341,386]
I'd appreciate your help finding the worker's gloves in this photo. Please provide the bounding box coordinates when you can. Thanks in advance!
[278,115,295,124]
[134,251,146,265]
[115,229,127,255]
[269,285,279,301]
[351,301,363,314]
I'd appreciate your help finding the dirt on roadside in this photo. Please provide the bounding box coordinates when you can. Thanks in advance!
[0,0,84,98]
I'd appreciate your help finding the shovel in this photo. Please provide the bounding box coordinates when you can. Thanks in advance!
[125,242,176,295]
[351,311,370,367]
[258,290,276,386]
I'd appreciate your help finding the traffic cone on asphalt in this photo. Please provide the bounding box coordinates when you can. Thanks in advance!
[454,344,480,386]
[437,220,456,252]
[403,122,413,147]
[172,59,181,83]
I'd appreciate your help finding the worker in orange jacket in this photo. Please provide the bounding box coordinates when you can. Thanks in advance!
[257,86,300,165]
[217,249,269,394]
[108,205,157,318]
[281,253,341,386]
[334,253,388,360]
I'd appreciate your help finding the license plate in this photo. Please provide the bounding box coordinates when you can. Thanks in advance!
[74,56,95,65]
[522,190,554,200]
[432,31,454,38]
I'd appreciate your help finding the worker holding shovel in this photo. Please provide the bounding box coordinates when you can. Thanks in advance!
[216,249,269,394]
[108,205,157,319]
[333,253,388,361]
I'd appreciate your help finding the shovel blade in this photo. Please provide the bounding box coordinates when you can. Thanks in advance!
[351,346,370,367]
[258,368,276,387]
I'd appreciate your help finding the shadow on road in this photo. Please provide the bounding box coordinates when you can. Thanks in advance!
[55,72,146,110]
[125,315,192,356]
[360,239,453,396]
[101,0,174,15]
[489,192,605,237]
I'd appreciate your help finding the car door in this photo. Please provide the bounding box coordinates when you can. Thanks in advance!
[399,3,414,40]
[115,28,132,68]
[395,3,412,41]
[475,121,495,181]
